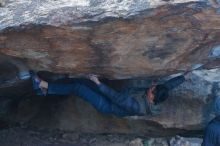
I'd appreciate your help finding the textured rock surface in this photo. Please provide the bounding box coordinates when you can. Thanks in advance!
[0,0,220,137]
[0,127,203,146]
[0,1,220,78]
[0,0,205,29]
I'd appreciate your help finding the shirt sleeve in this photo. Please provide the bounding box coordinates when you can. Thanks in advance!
[164,75,186,90]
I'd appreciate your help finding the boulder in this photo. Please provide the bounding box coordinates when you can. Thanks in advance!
[0,0,220,137]
[0,1,220,78]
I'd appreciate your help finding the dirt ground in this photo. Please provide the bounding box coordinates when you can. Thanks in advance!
[0,125,203,146]
[0,125,143,146]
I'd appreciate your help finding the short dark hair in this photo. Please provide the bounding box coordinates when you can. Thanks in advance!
[153,85,169,105]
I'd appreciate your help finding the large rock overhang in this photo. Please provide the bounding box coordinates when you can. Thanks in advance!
[0,1,220,79]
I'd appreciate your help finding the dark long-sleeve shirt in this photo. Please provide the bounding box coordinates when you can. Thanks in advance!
[164,75,186,90]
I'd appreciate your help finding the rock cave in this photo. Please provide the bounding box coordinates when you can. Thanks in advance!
[0,0,220,145]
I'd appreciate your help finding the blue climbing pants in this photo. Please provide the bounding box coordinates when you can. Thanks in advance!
[47,79,140,117]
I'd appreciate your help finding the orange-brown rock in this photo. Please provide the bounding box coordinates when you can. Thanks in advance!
[0,2,220,79]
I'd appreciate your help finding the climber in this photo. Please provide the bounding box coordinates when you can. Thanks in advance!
[202,96,220,146]
[31,72,189,117]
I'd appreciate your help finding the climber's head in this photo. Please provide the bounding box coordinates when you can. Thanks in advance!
[147,84,169,105]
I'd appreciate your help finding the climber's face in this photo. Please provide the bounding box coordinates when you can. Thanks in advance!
[147,86,156,104]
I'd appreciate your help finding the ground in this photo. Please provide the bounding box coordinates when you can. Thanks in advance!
[0,125,202,146]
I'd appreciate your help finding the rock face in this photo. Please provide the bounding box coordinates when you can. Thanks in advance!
[0,1,220,78]
[0,0,220,137]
